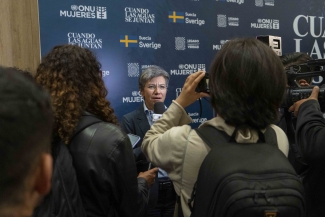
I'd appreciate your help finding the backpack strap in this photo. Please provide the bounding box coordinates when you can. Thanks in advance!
[176,195,184,217]
[186,126,231,212]
[263,126,279,148]
[195,125,230,149]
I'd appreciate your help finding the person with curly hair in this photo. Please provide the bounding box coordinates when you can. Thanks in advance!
[35,44,158,217]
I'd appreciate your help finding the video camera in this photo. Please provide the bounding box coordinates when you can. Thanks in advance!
[281,59,325,111]
[256,35,325,111]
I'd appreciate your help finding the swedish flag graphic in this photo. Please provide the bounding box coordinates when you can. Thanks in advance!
[120,35,138,47]
[168,11,185,23]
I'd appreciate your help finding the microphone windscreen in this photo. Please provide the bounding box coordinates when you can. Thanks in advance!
[154,102,165,114]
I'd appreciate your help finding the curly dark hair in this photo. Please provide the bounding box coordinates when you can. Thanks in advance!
[35,45,118,144]
[209,38,287,129]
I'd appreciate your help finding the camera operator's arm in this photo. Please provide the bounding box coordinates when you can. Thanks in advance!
[142,71,208,172]
[289,86,325,164]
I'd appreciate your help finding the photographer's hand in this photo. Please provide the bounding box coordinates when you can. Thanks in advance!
[289,86,319,117]
[175,71,210,108]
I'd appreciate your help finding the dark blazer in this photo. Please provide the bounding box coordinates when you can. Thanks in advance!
[121,104,150,148]
[120,104,159,209]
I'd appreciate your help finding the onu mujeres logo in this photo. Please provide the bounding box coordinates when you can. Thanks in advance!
[60,5,107,19]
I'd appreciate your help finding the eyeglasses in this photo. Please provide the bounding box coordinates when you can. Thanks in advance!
[146,85,166,90]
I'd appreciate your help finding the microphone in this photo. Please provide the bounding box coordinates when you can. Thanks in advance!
[152,102,165,122]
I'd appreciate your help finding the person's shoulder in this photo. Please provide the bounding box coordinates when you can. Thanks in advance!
[122,105,143,119]
[90,122,131,150]
[123,110,137,118]
[95,122,126,137]
[80,113,127,140]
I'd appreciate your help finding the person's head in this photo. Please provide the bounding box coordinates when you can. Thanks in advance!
[209,38,287,129]
[138,65,170,110]
[35,44,118,144]
[0,66,53,216]
[281,52,313,86]
[8,67,34,80]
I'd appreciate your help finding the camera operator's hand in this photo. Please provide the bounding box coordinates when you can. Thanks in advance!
[137,167,158,188]
[175,71,210,108]
[289,86,319,117]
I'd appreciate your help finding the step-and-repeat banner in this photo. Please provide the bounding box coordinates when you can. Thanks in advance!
[38,0,325,126]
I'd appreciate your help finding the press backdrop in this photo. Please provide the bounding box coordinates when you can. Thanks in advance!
[38,0,325,126]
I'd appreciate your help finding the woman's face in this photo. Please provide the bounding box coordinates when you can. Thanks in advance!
[140,76,167,111]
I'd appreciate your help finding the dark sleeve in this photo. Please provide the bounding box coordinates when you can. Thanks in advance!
[120,115,134,134]
[296,99,325,165]
[103,127,149,217]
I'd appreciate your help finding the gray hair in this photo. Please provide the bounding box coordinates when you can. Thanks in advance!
[138,65,170,90]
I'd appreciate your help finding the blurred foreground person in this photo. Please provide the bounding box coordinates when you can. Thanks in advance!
[142,38,290,217]
[0,66,53,217]
[35,45,157,217]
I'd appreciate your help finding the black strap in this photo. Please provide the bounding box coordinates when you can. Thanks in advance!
[187,182,197,212]
[177,195,184,217]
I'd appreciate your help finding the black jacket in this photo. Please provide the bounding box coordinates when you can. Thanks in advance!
[69,112,149,217]
[296,100,325,217]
